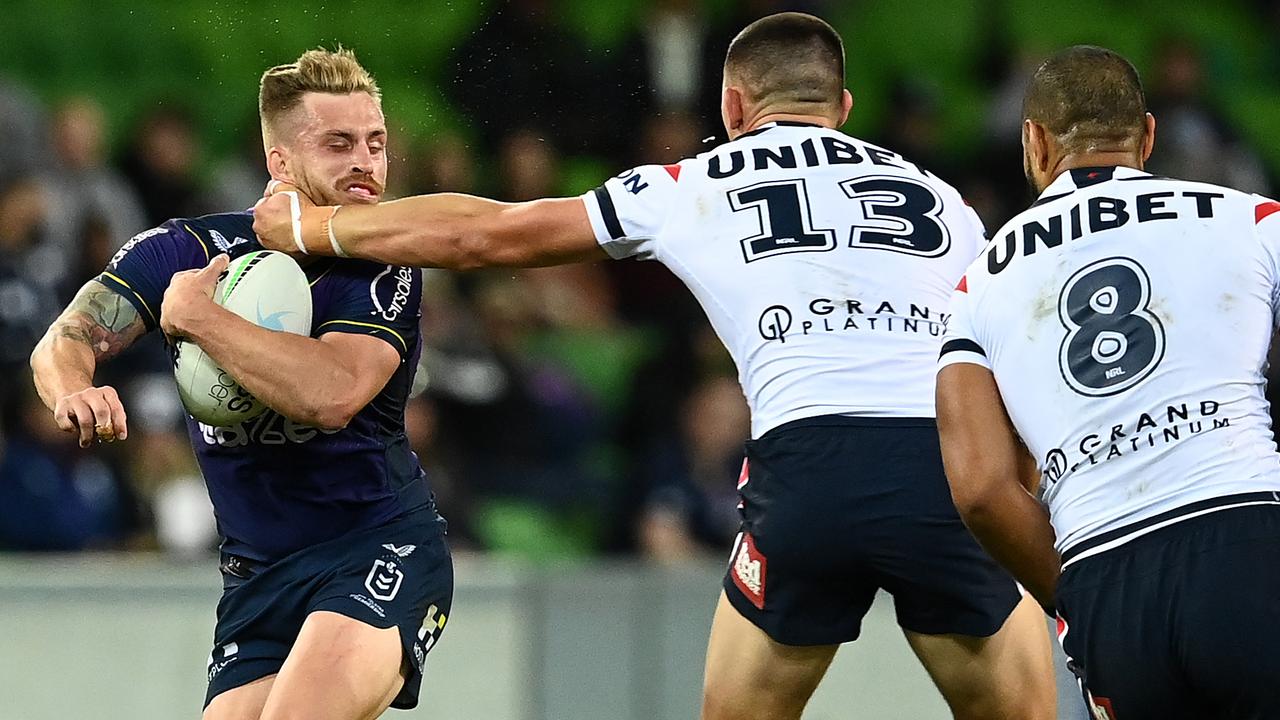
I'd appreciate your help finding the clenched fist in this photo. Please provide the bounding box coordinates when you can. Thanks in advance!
[253,180,314,254]
[160,254,230,340]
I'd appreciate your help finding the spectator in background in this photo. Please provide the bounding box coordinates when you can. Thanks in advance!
[119,104,213,224]
[409,132,479,195]
[210,119,272,212]
[0,385,135,551]
[39,97,146,257]
[117,373,215,556]
[979,47,1051,227]
[446,0,626,157]
[638,374,749,561]
[0,77,48,185]
[636,110,704,165]
[875,80,960,184]
[0,177,64,383]
[1146,37,1271,195]
[641,0,705,112]
[497,128,559,200]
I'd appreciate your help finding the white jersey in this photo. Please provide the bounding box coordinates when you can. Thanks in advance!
[581,122,985,437]
[941,165,1280,559]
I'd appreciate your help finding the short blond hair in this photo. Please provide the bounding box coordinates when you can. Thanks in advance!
[259,47,381,144]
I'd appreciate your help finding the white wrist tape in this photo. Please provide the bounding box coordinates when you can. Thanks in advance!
[285,191,308,255]
[327,205,347,257]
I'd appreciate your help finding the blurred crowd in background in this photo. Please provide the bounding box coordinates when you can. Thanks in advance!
[0,0,1278,560]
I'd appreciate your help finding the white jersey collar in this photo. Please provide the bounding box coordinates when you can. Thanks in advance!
[1038,165,1152,200]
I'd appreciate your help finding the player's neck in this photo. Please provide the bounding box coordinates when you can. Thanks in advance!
[1044,151,1146,190]
[1052,151,1143,178]
[744,112,837,133]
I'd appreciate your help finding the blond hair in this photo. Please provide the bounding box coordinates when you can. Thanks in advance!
[259,47,381,144]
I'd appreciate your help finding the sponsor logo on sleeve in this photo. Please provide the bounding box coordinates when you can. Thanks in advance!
[370,265,417,321]
[110,226,168,266]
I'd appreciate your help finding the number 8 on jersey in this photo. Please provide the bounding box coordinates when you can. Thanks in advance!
[1057,256,1166,397]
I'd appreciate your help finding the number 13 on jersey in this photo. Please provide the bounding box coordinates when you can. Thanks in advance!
[728,175,951,263]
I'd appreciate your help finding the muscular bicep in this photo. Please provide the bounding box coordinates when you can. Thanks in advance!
[317,331,402,409]
[49,279,148,361]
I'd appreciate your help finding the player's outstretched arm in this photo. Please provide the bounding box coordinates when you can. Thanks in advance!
[160,256,398,431]
[30,279,146,446]
[253,190,607,269]
[936,362,1061,611]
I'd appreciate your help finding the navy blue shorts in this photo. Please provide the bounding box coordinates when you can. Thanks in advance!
[204,509,453,710]
[1056,497,1280,720]
[723,415,1021,646]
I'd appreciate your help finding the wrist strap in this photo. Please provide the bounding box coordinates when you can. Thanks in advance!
[285,191,308,255]
[324,205,348,257]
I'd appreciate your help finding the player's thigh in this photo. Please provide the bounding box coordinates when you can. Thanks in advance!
[259,611,406,720]
[203,675,275,720]
[701,592,838,720]
[904,593,1055,720]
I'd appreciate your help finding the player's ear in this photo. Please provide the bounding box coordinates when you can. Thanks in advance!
[266,145,292,183]
[837,89,853,126]
[1023,120,1050,174]
[722,85,745,138]
[1140,112,1156,164]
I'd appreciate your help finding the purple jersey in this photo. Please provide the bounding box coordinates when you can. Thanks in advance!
[100,211,438,562]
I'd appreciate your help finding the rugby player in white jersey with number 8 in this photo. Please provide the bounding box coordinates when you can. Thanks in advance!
[255,13,1056,720]
[938,45,1280,719]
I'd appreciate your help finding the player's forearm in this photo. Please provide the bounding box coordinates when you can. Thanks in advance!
[955,484,1061,611]
[30,331,97,411]
[318,194,513,269]
[183,308,360,430]
[31,281,147,410]
[293,195,601,269]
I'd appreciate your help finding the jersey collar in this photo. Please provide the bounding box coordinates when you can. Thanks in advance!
[1034,165,1152,206]
[737,120,825,140]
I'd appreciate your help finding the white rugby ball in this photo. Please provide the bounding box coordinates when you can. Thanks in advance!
[174,251,313,426]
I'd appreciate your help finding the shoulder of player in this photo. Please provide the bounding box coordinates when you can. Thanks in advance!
[123,211,254,257]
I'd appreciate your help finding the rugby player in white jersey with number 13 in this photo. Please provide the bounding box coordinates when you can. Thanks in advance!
[254,13,1056,720]
[938,45,1280,719]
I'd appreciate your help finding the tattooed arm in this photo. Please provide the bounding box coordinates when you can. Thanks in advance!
[31,279,148,447]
